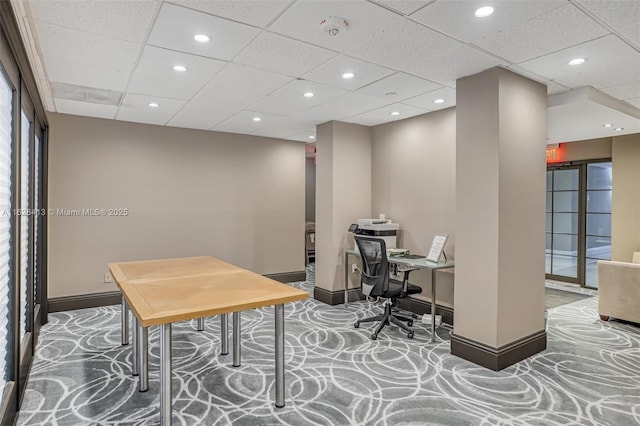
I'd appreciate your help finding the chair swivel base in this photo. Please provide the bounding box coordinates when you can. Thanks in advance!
[354,302,415,339]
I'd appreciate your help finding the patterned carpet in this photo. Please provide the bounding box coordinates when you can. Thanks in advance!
[17,270,640,425]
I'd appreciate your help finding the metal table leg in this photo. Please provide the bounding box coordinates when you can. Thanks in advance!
[344,251,349,306]
[275,304,285,408]
[121,295,129,346]
[220,314,229,355]
[138,323,148,392]
[233,311,241,367]
[196,317,204,331]
[160,323,172,426]
[430,269,437,343]
[132,316,139,376]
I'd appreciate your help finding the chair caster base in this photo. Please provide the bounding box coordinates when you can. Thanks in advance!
[371,333,378,340]
[407,331,414,339]
[354,321,360,328]
[407,320,413,327]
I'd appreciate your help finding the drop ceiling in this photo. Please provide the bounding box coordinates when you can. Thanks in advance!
[10,0,640,143]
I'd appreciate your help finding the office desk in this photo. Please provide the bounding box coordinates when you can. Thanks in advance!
[344,249,454,343]
[109,256,308,426]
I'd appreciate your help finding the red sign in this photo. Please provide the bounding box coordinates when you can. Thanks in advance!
[546,147,561,163]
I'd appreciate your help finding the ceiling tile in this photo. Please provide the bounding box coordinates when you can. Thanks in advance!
[475,4,609,63]
[369,0,434,16]
[208,63,292,96]
[302,55,395,90]
[147,3,260,61]
[288,131,317,143]
[575,0,640,46]
[506,65,569,94]
[406,45,507,86]
[127,46,226,100]
[116,93,186,126]
[600,80,640,101]
[251,120,314,139]
[250,80,347,116]
[346,16,462,69]
[33,20,141,71]
[518,35,640,89]
[234,32,336,77]
[626,97,640,109]
[346,102,428,126]
[44,56,130,91]
[27,0,157,43]
[292,91,393,121]
[268,0,397,52]
[168,104,239,131]
[403,86,456,110]
[54,98,117,119]
[170,0,292,28]
[411,0,566,43]
[167,84,259,130]
[213,110,287,134]
[357,72,441,101]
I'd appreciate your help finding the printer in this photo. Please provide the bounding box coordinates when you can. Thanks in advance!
[351,218,400,249]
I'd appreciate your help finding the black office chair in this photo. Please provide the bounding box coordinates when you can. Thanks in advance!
[354,236,422,339]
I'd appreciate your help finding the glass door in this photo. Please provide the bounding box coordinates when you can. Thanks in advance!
[585,162,612,288]
[546,167,581,283]
[546,161,612,288]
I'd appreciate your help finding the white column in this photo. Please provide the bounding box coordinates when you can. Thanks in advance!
[453,67,547,370]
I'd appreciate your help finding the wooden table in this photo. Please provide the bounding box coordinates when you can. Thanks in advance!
[109,256,309,425]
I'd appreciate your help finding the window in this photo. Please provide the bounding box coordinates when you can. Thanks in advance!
[19,109,30,340]
[0,68,12,390]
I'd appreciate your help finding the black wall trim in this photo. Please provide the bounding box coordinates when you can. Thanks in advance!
[312,288,454,325]
[48,291,122,313]
[265,270,306,283]
[0,382,16,426]
[397,298,454,326]
[313,287,364,305]
[450,329,547,371]
[48,271,306,313]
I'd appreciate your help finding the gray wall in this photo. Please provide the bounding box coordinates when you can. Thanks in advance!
[305,157,315,222]
[370,108,457,307]
[47,112,305,298]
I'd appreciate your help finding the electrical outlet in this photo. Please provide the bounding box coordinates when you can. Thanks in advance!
[351,263,358,273]
[104,272,113,283]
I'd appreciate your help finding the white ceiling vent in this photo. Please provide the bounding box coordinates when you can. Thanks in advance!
[50,82,123,106]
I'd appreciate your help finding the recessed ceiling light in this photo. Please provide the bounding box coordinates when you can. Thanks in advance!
[303,91,315,98]
[308,135,316,140]
[252,117,262,122]
[603,123,613,128]
[385,92,398,98]
[615,127,624,131]
[342,72,355,79]
[568,58,586,66]
[193,34,211,43]
[475,6,494,18]
[433,98,445,104]
[148,102,159,108]
[390,111,400,116]
[173,65,187,72]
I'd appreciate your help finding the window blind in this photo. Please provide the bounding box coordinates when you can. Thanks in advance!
[19,110,29,341]
[33,134,39,305]
[0,71,13,387]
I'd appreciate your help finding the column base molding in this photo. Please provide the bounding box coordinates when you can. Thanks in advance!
[450,329,547,371]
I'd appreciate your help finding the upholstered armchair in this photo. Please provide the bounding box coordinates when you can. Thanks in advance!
[597,252,640,324]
